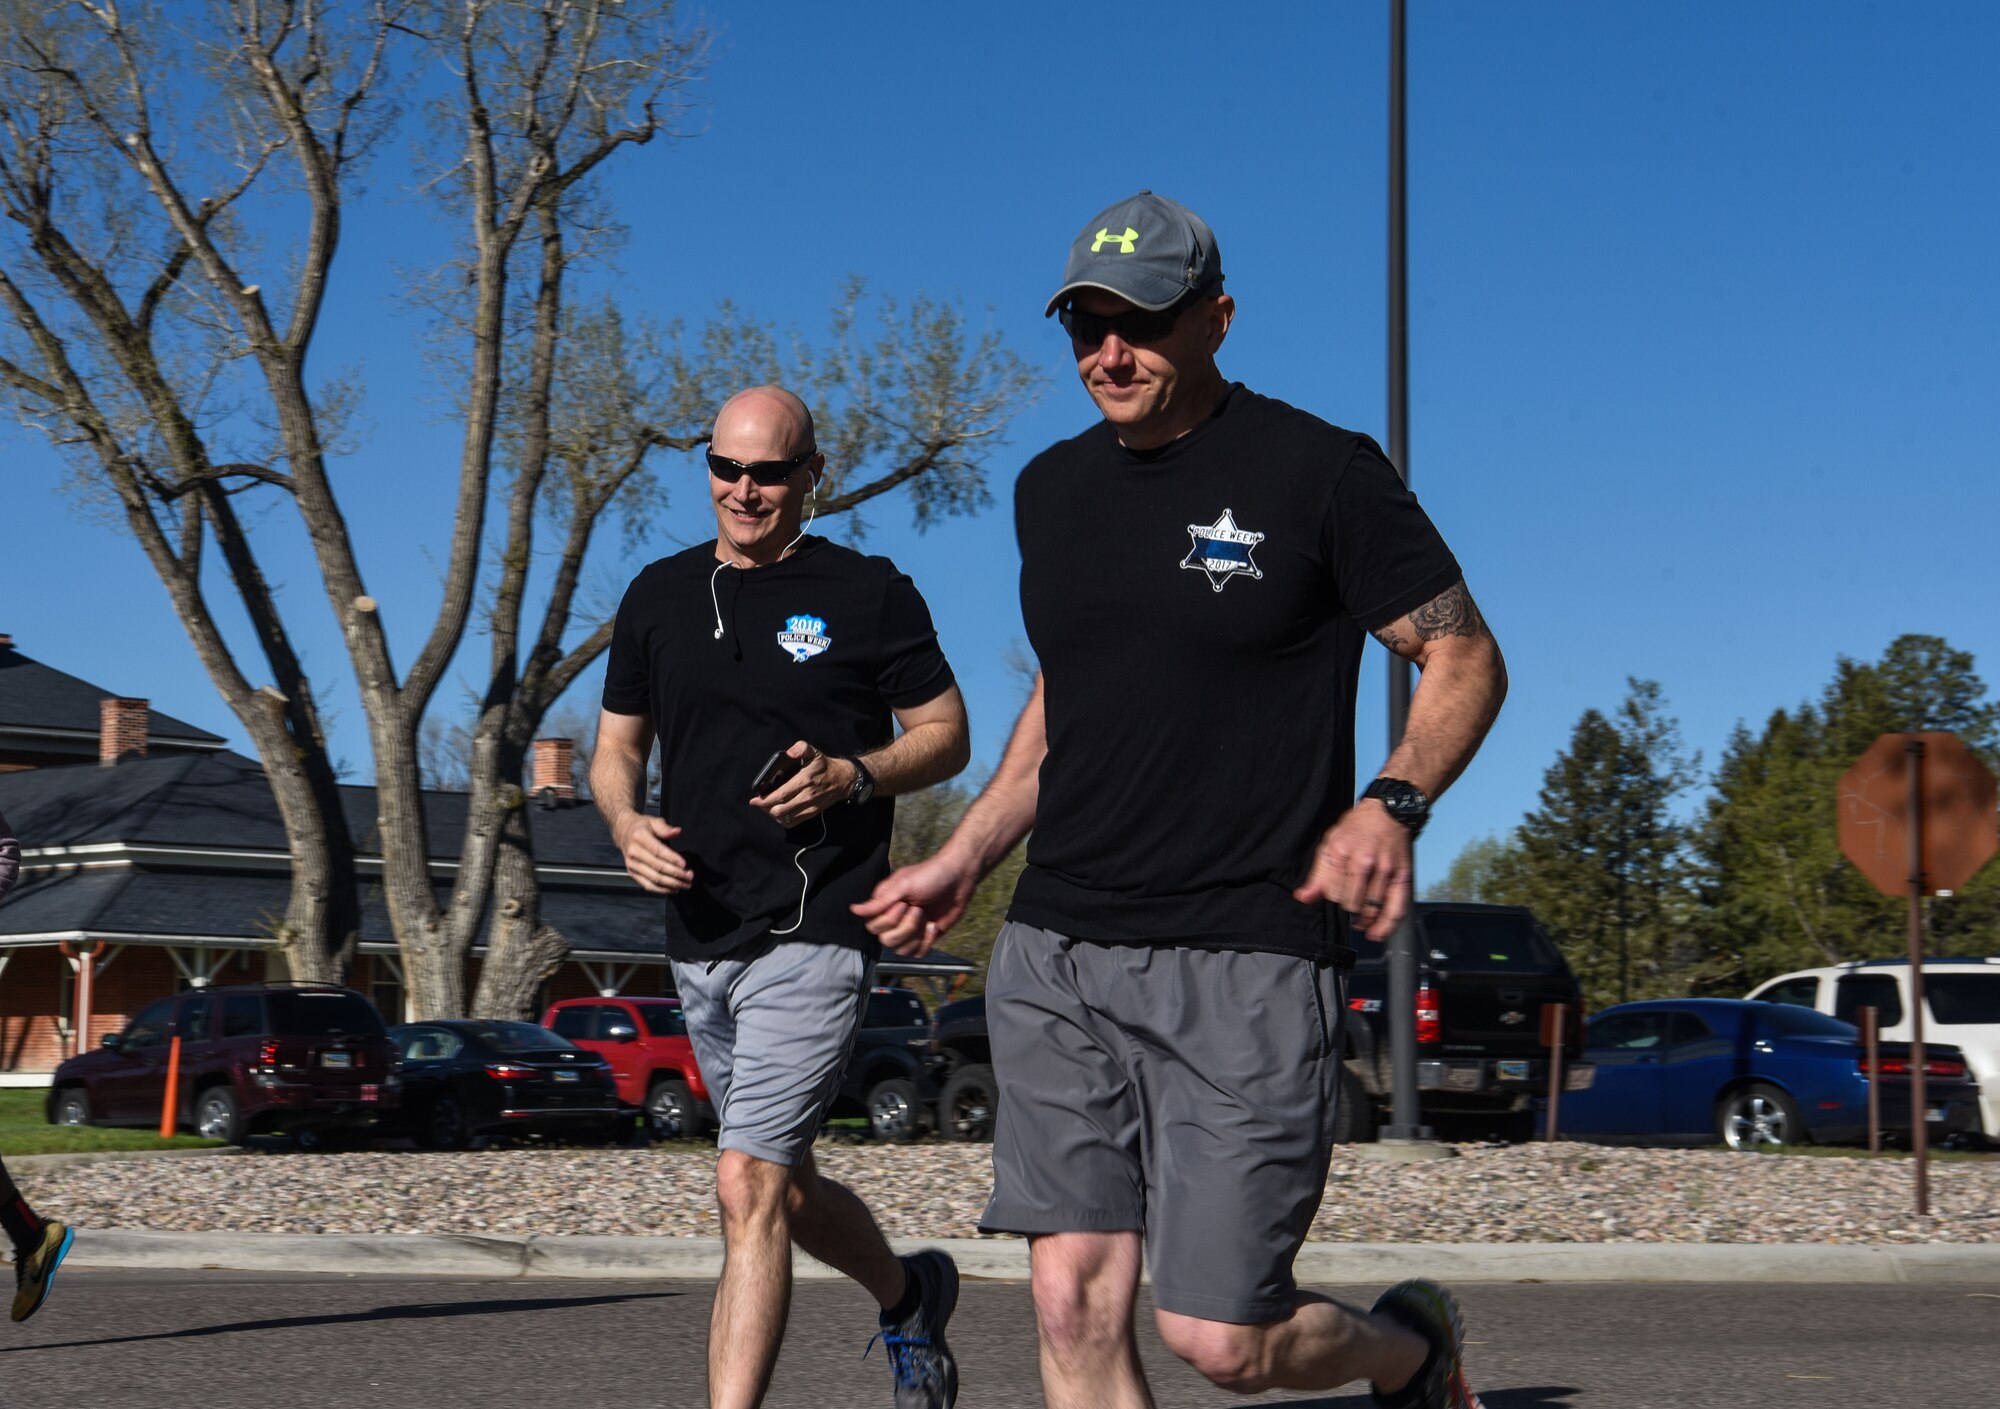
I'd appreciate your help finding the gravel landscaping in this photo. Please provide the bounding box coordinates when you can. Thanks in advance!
[17,1140,2000,1245]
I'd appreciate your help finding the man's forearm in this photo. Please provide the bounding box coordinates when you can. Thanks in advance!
[858,721,968,799]
[943,679,1046,876]
[1377,633,1507,799]
[589,747,651,838]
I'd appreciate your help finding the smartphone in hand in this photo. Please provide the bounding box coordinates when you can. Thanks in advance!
[750,749,803,798]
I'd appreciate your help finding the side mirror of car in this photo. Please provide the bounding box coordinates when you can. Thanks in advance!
[100,1032,121,1050]
[604,1024,639,1043]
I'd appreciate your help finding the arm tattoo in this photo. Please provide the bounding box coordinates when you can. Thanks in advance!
[1408,581,1488,641]
[1372,622,1407,650]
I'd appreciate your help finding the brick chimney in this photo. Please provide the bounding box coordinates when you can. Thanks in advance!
[100,697,150,765]
[532,737,577,802]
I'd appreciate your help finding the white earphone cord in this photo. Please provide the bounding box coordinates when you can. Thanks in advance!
[768,813,827,936]
[710,480,818,642]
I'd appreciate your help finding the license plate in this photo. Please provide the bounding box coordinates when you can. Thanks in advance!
[1927,1107,1946,1122]
[1497,1060,1532,1081]
[554,1070,579,1083]
[321,1051,352,1068]
[360,1084,380,1102]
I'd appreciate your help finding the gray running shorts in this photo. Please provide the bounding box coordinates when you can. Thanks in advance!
[672,940,873,1166]
[978,921,1344,1324]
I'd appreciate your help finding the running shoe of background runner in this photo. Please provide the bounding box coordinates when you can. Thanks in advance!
[1369,1277,1485,1409]
[12,1220,75,1324]
[868,1248,960,1409]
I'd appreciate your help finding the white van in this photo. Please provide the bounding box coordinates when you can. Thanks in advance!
[1747,958,2000,1141]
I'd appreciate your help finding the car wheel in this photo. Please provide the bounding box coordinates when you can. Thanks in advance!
[867,1078,927,1143]
[53,1087,91,1126]
[1719,1083,1803,1151]
[646,1078,701,1142]
[421,1095,471,1151]
[937,1063,996,1142]
[194,1086,245,1144]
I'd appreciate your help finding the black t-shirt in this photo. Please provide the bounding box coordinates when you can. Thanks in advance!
[602,537,955,962]
[1010,385,1462,957]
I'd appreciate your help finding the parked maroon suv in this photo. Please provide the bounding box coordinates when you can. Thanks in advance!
[47,983,401,1145]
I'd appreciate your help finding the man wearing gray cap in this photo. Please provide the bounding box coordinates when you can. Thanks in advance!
[858,192,1506,1409]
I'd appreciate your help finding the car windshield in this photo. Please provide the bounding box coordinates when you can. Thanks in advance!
[866,989,928,1027]
[1928,974,2000,1026]
[640,1005,687,1038]
[267,991,385,1038]
[462,1021,573,1053]
[1419,912,1566,973]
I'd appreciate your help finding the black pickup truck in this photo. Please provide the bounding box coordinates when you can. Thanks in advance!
[930,902,1587,1144]
[1339,902,1587,1141]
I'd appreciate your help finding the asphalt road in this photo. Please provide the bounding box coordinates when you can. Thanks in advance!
[3,1270,1993,1408]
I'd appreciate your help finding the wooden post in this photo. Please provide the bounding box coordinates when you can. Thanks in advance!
[159,1034,183,1139]
[1542,1002,1567,1142]
[1906,739,1930,1216]
[1861,1006,1881,1154]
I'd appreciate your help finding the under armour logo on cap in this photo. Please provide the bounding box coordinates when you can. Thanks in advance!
[1091,226,1139,254]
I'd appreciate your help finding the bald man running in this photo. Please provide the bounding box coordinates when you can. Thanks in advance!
[593,387,972,1409]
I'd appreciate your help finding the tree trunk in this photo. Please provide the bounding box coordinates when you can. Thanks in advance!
[471,799,571,1020]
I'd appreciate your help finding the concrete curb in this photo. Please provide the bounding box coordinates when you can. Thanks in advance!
[55,1231,2000,1284]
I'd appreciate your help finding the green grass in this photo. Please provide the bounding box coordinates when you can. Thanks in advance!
[0,1089,224,1157]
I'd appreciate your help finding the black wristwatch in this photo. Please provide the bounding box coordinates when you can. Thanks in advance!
[844,754,876,807]
[1360,777,1430,838]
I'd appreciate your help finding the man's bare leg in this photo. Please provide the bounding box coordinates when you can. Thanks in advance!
[783,1148,907,1309]
[1029,1231,1153,1409]
[1154,1295,1428,1395]
[710,1150,796,1409]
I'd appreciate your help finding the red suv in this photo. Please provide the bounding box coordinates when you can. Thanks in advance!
[47,983,401,1145]
[542,997,713,1140]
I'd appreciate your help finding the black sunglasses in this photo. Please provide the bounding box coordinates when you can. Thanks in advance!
[706,449,817,487]
[1058,292,1201,348]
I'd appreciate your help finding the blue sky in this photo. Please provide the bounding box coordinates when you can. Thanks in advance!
[7,1,2000,877]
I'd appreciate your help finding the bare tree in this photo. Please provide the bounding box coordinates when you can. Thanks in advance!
[3,2,1038,1017]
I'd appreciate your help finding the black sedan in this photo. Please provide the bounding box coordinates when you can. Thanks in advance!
[384,1020,633,1149]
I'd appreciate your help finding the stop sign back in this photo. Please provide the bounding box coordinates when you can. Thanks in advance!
[1838,731,1998,897]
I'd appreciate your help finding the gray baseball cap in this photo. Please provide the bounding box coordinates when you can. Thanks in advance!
[1044,190,1224,317]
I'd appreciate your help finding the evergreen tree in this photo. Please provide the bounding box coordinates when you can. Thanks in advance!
[1511,680,1697,1008]
[1696,635,2000,989]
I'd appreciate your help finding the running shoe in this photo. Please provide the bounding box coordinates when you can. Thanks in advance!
[1370,1278,1484,1409]
[868,1249,960,1409]
[11,1220,75,1324]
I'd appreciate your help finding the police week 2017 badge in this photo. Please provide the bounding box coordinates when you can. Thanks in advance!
[1181,508,1265,592]
[777,614,831,663]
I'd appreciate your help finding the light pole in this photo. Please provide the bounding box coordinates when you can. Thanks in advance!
[1380,0,1436,1147]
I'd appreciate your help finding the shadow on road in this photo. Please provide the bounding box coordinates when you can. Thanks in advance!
[0,1289,684,1356]
[1277,1387,1580,1408]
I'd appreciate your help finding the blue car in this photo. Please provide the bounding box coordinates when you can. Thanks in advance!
[1549,998,1982,1149]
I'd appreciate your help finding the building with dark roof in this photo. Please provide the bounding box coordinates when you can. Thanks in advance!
[1,633,226,771]
[0,635,972,1077]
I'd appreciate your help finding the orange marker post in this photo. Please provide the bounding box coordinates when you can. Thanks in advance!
[159,1034,183,1139]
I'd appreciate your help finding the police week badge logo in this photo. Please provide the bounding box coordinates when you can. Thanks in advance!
[777,613,831,663]
[1181,508,1265,592]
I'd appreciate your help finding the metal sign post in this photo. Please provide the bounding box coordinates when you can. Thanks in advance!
[1542,1002,1567,1142]
[1861,1005,1880,1155]
[1838,730,1997,1217]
